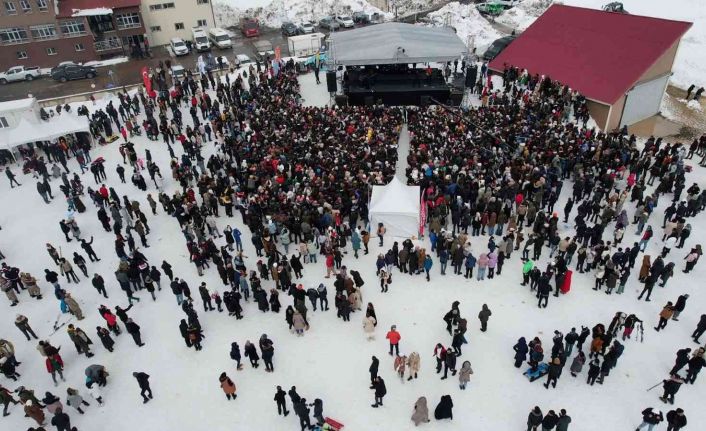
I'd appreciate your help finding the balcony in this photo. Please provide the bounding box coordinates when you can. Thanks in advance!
[94,38,122,52]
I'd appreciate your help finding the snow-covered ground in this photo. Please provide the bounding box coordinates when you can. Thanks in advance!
[1,63,706,431]
[496,0,706,90]
[428,3,503,52]
[214,0,391,28]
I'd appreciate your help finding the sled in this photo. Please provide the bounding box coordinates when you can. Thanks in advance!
[322,417,344,430]
[523,362,549,382]
[106,135,120,144]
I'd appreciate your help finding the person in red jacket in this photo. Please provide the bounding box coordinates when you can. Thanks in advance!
[386,325,401,356]
[46,353,65,386]
[324,253,334,279]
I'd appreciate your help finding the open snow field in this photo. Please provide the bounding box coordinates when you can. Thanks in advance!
[1,68,706,431]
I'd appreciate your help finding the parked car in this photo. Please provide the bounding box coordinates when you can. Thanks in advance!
[603,2,628,13]
[0,65,41,84]
[352,12,370,24]
[281,22,299,36]
[252,40,275,61]
[235,54,254,68]
[335,15,355,28]
[170,64,186,81]
[482,35,515,61]
[319,17,341,31]
[492,0,521,9]
[299,21,315,34]
[170,37,189,56]
[191,27,211,52]
[50,64,97,82]
[476,2,505,16]
[240,17,260,37]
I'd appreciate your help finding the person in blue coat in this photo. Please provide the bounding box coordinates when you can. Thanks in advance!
[464,253,476,279]
[438,248,449,275]
[233,227,242,252]
[424,255,433,281]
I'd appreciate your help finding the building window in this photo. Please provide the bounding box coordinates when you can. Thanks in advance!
[116,12,141,30]
[0,27,29,44]
[197,19,207,27]
[150,25,161,32]
[175,22,184,30]
[74,43,84,51]
[197,0,208,4]
[30,24,57,40]
[0,117,9,128]
[36,0,47,11]
[16,50,27,59]
[4,1,17,15]
[20,0,30,12]
[59,19,87,37]
[46,46,57,55]
[164,2,175,8]
[148,4,161,11]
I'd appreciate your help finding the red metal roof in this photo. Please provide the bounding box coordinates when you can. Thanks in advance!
[488,5,692,104]
[57,0,141,18]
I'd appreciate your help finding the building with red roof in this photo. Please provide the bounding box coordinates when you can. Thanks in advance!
[489,5,692,131]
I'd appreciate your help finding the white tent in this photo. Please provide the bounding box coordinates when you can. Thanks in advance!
[369,177,420,239]
[1,114,90,151]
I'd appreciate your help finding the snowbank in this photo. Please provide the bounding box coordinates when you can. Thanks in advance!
[71,7,112,17]
[214,0,391,29]
[496,0,552,31]
[428,3,503,51]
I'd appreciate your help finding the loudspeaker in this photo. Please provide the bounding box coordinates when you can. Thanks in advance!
[364,96,374,106]
[326,71,337,93]
[420,95,431,106]
[334,94,348,106]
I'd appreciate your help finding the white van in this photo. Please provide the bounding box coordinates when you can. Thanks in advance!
[191,27,211,52]
[170,37,189,56]
[208,27,232,49]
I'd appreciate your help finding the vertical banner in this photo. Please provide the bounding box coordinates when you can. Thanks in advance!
[419,196,427,238]
[141,66,152,93]
[275,46,281,61]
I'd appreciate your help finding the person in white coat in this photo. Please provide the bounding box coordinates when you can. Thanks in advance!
[363,315,377,340]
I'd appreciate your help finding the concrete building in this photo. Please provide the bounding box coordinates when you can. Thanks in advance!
[489,5,692,131]
[141,0,216,47]
[0,0,147,70]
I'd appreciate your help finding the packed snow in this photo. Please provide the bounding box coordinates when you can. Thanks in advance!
[70,8,113,17]
[428,3,503,51]
[1,58,706,431]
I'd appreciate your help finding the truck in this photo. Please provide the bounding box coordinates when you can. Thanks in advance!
[287,33,326,58]
[240,17,260,37]
[0,65,42,84]
[252,40,275,61]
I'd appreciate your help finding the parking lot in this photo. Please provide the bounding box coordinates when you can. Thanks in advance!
[0,23,362,103]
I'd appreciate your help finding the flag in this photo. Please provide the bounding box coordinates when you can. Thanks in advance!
[419,196,427,237]
[141,66,152,93]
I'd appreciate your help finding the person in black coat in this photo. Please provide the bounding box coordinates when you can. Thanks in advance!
[666,408,687,431]
[433,395,453,420]
[274,386,289,416]
[369,355,379,387]
[161,260,174,281]
[96,326,114,352]
[541,410,559,430]
[79,237,101,262]
[371,376,386,407]
[672,294,689,321]
[125,318,144,346]
[537,275,551,308]
[441,348,457,379]
[685,348,706,384]
[179,319,191,347]
[527,406,543,431]
[660,375,685,404]
[50,407,72,431]
[230,342,242,370]
[671,348,691,376]
[244,341,259,368]
[293,398,312,430]
[514,337,529,368]
[544,357,562,389]
[133,372,152,403]
[691,314,706,343]
[91,273,108,298]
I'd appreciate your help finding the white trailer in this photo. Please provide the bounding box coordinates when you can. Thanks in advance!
[287,33,326,58]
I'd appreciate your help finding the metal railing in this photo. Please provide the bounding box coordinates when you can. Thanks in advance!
[94,38,122,52]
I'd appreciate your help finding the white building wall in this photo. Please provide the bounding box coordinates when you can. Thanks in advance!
[141,0,216,47]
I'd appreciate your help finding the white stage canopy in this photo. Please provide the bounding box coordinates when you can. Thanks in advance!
[369,177,420,239]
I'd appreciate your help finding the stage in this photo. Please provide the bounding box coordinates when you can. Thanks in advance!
[342,69,452,106]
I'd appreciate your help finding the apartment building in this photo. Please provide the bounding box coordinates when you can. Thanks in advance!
[141,0,216,47]
[0,0,147,70]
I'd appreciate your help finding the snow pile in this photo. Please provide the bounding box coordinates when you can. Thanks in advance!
[214,0,391,29]
[84,57,130,69]
[496,0,552,31]
[71,7,112,17]
[394,0,448,17]
[687,99,703,111]
[428,2,503,51]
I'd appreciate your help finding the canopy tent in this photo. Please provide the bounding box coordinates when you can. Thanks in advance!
[330,22,467,66]
[1,114,91,153]
[369,177,420,239]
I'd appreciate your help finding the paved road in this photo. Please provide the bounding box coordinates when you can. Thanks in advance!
[395,124,410,182]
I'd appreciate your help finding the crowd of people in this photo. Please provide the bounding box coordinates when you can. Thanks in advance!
[0,52,704,431]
